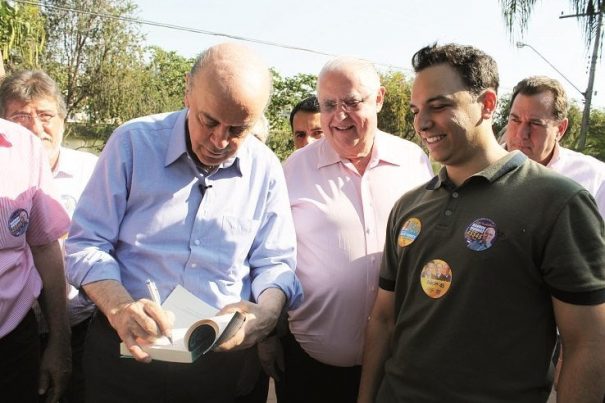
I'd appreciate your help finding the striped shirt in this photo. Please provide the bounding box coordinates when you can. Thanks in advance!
[0,119,70,338]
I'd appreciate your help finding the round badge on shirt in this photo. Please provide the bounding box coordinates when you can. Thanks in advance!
[398,217,421,247]
[464,218,497,251]
[8,208,29,237]
[420,259,453,299]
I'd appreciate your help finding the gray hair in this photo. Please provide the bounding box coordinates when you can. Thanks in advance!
[0,70,67,118]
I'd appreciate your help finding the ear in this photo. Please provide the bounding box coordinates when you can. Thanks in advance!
[479,89,498,119]
[556,118,569,142]
[374,86,386,113]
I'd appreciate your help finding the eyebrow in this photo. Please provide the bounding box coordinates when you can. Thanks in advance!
[410,95,451,109]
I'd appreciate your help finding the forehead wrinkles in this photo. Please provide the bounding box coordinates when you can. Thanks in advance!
[318,69,376,100]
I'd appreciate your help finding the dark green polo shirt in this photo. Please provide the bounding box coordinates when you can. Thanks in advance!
[378,151,605,403]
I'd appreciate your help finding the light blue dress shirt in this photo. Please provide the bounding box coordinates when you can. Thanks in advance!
[66,109,302,310]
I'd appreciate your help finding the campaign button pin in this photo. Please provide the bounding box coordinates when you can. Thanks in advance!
[420,259,452,299]
[8,208,29,237]
[398,217,421,247]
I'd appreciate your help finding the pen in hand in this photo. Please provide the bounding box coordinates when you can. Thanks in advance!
[145,279,173,344]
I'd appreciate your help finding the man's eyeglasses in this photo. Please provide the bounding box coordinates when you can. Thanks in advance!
[9,112,57,126]
[320,96,368,113]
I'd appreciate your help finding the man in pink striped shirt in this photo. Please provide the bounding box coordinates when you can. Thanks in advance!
[0,118,71,402]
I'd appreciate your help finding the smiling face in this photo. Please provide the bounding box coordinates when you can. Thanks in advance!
[505,91,567,166]
[5,96,65,169]
[410,64,486,167]
[292,111,323,149]
[317,66,384,160]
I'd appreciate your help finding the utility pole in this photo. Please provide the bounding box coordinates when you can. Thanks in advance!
[561,2,604,151]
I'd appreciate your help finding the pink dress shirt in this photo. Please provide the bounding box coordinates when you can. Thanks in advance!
[283,131,433,366]
[548,144,605,217]
[0,119,70,337]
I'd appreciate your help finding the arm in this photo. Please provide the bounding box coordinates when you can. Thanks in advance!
[30,240,71,403]
[553,297,605,402]
[358,289,395,403]
[83,279,173,363]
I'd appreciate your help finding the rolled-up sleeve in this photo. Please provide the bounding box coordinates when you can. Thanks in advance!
[249,159,303,310]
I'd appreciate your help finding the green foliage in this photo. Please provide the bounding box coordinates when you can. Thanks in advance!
[580,108,605,160]
[493,92,512,140]
[42,0,144,121]
[378,70,416,141]
[265,69,316,159]
[0,0,46,71]
[266,129,294,161]
[143,46,193,112]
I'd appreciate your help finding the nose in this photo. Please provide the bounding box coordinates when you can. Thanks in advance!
[414,110,432,133]
[27,117,46,137]
[333,109,348,122]
[514,121,531,140]
[210,127,230,150]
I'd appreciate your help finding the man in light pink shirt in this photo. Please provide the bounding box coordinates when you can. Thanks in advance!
[280,57,433,402]
[505,75,605,216]
[0,118,71,402]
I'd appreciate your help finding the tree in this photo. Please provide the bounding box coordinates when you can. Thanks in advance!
[265,69,316,160]
[0,0,46,72]
[42,0,144,120]
[378,70,416,142]
[500,0,602,50]
[499,0,604,150]
[141,47,192,114]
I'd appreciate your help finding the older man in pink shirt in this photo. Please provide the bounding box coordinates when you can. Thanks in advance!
[279,57,433,402]
[0,118,71,403]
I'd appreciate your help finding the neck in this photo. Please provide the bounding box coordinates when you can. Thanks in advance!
[446,135,508,187]
[348,151,372,175]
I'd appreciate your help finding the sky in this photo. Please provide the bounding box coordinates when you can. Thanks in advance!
[131,0,604,108]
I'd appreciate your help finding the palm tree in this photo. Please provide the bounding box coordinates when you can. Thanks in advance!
[499,0,603,150]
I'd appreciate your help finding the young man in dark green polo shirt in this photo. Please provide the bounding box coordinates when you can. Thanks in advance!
[358,43,605,403]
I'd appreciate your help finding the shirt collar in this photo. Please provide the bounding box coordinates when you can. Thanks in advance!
[165,108,243,177]
[53,147,73,178]
[546,142,561,167]
[427,151,527,190]
[316,130,398,169]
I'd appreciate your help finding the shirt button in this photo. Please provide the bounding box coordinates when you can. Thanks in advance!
[191,263,197,268]
[452,192,459,198]
[194,239,201,246]
[445,209,453,216]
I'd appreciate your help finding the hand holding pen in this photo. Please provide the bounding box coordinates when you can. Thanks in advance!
[146,279,173,344]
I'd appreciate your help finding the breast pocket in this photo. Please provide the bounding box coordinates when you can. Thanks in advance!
[217,216,261,273]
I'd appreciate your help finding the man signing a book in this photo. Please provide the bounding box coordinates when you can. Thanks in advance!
[65,42,303,402]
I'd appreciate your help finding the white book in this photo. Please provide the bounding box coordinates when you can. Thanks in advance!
[120,285,245,363]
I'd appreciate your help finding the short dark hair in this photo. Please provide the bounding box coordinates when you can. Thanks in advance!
[0,70,67,118]
[510,76,568,121]
[289,95,320,130]
[411,43,499,95]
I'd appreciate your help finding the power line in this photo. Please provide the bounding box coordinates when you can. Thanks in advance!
[13,0,408,72]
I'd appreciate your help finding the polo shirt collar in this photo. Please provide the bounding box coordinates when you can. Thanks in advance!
[427,151,527,190]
